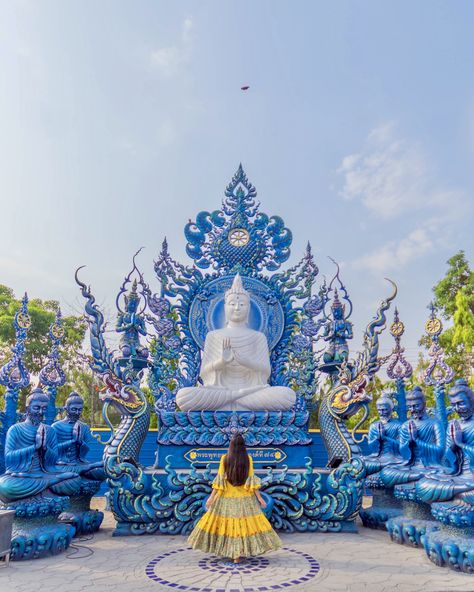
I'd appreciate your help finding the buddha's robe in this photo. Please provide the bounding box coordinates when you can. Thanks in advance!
[176,328,296,411]
[380,416,445,488]
[415,418,474,503]
[52,419,105,481]
[363,419,402,476]
[0,422,83,503]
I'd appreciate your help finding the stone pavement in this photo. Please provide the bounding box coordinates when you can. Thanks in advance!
[1,499,473,592]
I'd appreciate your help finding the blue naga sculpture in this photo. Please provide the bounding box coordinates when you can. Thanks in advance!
[317,279,397,467]
[76,165,395,536]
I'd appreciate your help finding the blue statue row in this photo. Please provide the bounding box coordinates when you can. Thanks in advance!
[0,298,105,560]
[361,307,474,573]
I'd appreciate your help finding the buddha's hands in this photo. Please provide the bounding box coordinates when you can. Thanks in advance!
[35,424,46,450]
[211,339,235,371]
[73,422,82,444]
[450,421,463,448]
[377,422,385,440]
[222,339,234,364]
[408,421,417,442]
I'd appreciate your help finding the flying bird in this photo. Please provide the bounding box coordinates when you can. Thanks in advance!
[241,86,250,91]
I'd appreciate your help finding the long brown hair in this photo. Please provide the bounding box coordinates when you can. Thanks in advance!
[224,434,250,486]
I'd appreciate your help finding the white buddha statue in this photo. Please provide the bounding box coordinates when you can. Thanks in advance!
[176,274,296,412]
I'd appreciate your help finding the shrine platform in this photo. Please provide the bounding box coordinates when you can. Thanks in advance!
[2,497,470,592]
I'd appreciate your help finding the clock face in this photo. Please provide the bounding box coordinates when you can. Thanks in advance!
[425,317,442,336]
[17,312,31,329]
[390,320,405,337]
[228,228,250,247]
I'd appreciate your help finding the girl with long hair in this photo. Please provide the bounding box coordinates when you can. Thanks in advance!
[188,434,282,562]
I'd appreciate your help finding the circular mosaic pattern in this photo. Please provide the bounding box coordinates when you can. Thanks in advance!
[198,555,270,575]
[145,546,320,591]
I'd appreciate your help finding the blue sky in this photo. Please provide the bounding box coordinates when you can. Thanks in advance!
[1,1,473,367]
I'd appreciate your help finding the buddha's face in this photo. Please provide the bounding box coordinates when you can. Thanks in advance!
[67,399,84,422]
[407,396,425,420]
[450,392,474,420]
[27,397,48,426]
[376,402,392,421]
[225,294,249,325]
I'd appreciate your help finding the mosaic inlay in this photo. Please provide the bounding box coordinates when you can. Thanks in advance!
[145,546,320,591]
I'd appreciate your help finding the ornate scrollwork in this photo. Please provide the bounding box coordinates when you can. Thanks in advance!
[386,308,413,381]
[423,303,454,387]
[107,455,364,535]
[39,309,66,389]
[0,293,31,392]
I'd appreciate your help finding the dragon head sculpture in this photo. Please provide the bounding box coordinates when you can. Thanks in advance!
[319,280,397,464]
[98,368,147,420]
[329,365,371,421]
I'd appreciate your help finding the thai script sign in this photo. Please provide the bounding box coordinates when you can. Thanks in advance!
[184,447,287,464]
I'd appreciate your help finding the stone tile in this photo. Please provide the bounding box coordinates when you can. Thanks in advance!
[3,500,473,591]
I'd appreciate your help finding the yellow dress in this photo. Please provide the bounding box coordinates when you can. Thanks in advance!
[188,454,282,560]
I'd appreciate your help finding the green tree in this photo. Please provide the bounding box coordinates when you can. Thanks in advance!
[433,251,474,319]
[451,288,474,381]
[416,252,474,387]
[0,284,87,375]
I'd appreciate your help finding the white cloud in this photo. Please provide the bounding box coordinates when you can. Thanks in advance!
[353,227,434,273]
[338,123,470,273]
[150,17,193,76]
[338,122,431,219]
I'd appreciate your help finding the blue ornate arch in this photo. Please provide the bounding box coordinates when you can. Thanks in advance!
[148,165,320,414]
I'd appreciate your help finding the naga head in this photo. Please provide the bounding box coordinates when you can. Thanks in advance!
[329,363,371,421]
[99,368,147,421]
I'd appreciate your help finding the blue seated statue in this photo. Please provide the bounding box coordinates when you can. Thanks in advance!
[52,392,105,483]
[0,388,82,503]
[380,386,445,489]
[363,393,402,483]
[415,379,474,503]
